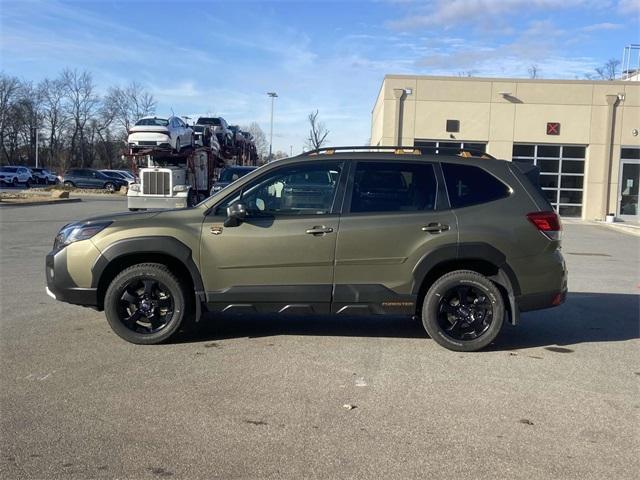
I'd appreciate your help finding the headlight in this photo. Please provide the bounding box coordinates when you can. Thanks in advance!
[129,184,140,192]
[54,221,112,250]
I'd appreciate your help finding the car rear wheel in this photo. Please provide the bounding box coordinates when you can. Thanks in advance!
[175,137,181,152]
[104,182,115,193]
[104,263,187,345]
[421,270,504,352]
[63,181,74,188]
[11,178,18,187]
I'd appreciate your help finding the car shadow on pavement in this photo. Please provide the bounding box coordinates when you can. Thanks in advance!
[175,292,639,350]
[491,292,639,351]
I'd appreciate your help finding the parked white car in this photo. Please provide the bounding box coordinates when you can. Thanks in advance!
[127,116,193,153]
[0,166,34,187]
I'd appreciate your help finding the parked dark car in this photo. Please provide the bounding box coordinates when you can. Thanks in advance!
[30,167,59,185]
[210,166,258,194]
[63,168,128,192]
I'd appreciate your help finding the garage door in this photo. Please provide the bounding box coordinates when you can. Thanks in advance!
[512,144,585,217]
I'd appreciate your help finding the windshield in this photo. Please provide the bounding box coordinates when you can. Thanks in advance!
[135,118,168,126]
[219,168,255,182]
[197,117,221,126]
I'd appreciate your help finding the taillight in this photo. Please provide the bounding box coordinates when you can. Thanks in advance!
[527,211,562,241]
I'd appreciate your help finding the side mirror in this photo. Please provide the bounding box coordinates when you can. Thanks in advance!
[224,202,247,227]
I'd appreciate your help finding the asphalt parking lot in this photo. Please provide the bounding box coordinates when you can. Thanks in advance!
[1,198,638,480]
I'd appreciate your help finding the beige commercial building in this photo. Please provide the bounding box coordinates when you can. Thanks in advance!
[371,75,640,222]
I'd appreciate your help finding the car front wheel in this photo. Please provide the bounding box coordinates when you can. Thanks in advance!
[421,270,505,352]
[104,263,187,345]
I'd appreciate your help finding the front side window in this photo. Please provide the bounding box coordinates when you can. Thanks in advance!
[442,163,510,209]
[350,162,437,213]
[218,162,343,216]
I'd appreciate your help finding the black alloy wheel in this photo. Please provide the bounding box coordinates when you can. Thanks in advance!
[117,278,175,335]
[104,263,187,344]
[436,284,493,340]
[422,270,505,352]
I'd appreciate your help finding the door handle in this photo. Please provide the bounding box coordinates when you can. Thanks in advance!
[421,223,450,234]
[306,226,334,235]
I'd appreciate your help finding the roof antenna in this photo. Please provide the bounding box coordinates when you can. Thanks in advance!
[170,107,175,117]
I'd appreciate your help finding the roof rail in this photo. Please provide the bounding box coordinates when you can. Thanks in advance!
[302,145,496,159]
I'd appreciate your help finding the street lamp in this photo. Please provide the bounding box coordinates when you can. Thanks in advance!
[31,126,39,168]
[267,92,278,161]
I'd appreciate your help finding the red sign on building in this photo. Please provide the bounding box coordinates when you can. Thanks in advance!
[546,122,560,135]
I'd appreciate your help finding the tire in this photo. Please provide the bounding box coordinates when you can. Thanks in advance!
[12,178,18,187]
[104,263,187,345]
[421,270,504,352]
[175,137,181,153]
[129,208,140,212]
[104,182,115,193]
[63,181,75,188]
[25,180,31,189]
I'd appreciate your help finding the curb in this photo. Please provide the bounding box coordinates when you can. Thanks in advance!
[0,198,83,208]
[592,221,640,237]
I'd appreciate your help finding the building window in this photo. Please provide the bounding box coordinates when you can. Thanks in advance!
[415,140,486,156]
[512,144,586,217]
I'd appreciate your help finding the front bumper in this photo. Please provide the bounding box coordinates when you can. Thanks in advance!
[46,248,99,307]
[127,195,188,209]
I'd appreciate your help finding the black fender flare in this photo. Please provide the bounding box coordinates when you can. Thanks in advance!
[91,236,206,318]
[411,242,521,324]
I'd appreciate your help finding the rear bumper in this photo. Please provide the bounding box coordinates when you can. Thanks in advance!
[46,248,99,308]
[516,260,568,312]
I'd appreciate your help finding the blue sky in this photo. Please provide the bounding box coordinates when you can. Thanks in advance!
[1,0,638,153]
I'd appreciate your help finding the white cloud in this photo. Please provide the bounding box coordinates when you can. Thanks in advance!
[388,0,603,29]
[581,22,623,31]
[618,0,640,13]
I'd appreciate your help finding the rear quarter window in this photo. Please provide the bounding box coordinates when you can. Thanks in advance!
[442,163,510,209]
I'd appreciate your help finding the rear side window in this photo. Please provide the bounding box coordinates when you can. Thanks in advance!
[442,163,510,209]
[350,162,437,213]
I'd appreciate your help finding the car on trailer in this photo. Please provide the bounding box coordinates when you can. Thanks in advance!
[127,116,193,153]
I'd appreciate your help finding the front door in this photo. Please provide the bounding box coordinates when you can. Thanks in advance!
[618,148,640,222]
[333,160,457,315]
[200,161,346,314]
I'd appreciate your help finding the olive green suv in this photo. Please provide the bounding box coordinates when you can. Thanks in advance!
[45,146,567,351]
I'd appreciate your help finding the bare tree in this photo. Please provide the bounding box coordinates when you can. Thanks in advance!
[39,75,69,167]
[62,69,99,167]
[592,59,621,80]
[0,74,22,163]
[242,122,268,159]
[104,81,156,136]
[305,110,329,150]
[528,64,540,79]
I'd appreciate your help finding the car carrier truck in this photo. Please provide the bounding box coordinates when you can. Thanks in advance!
[125,147,230,210]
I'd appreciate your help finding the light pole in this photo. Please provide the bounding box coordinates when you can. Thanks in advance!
[32,126,39,168]
[267,92,277,161]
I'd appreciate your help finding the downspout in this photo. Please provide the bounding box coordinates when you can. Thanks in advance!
[602,94,622,218]
[393,88,406,146]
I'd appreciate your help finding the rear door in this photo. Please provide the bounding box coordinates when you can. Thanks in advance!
[333,160,457,314]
